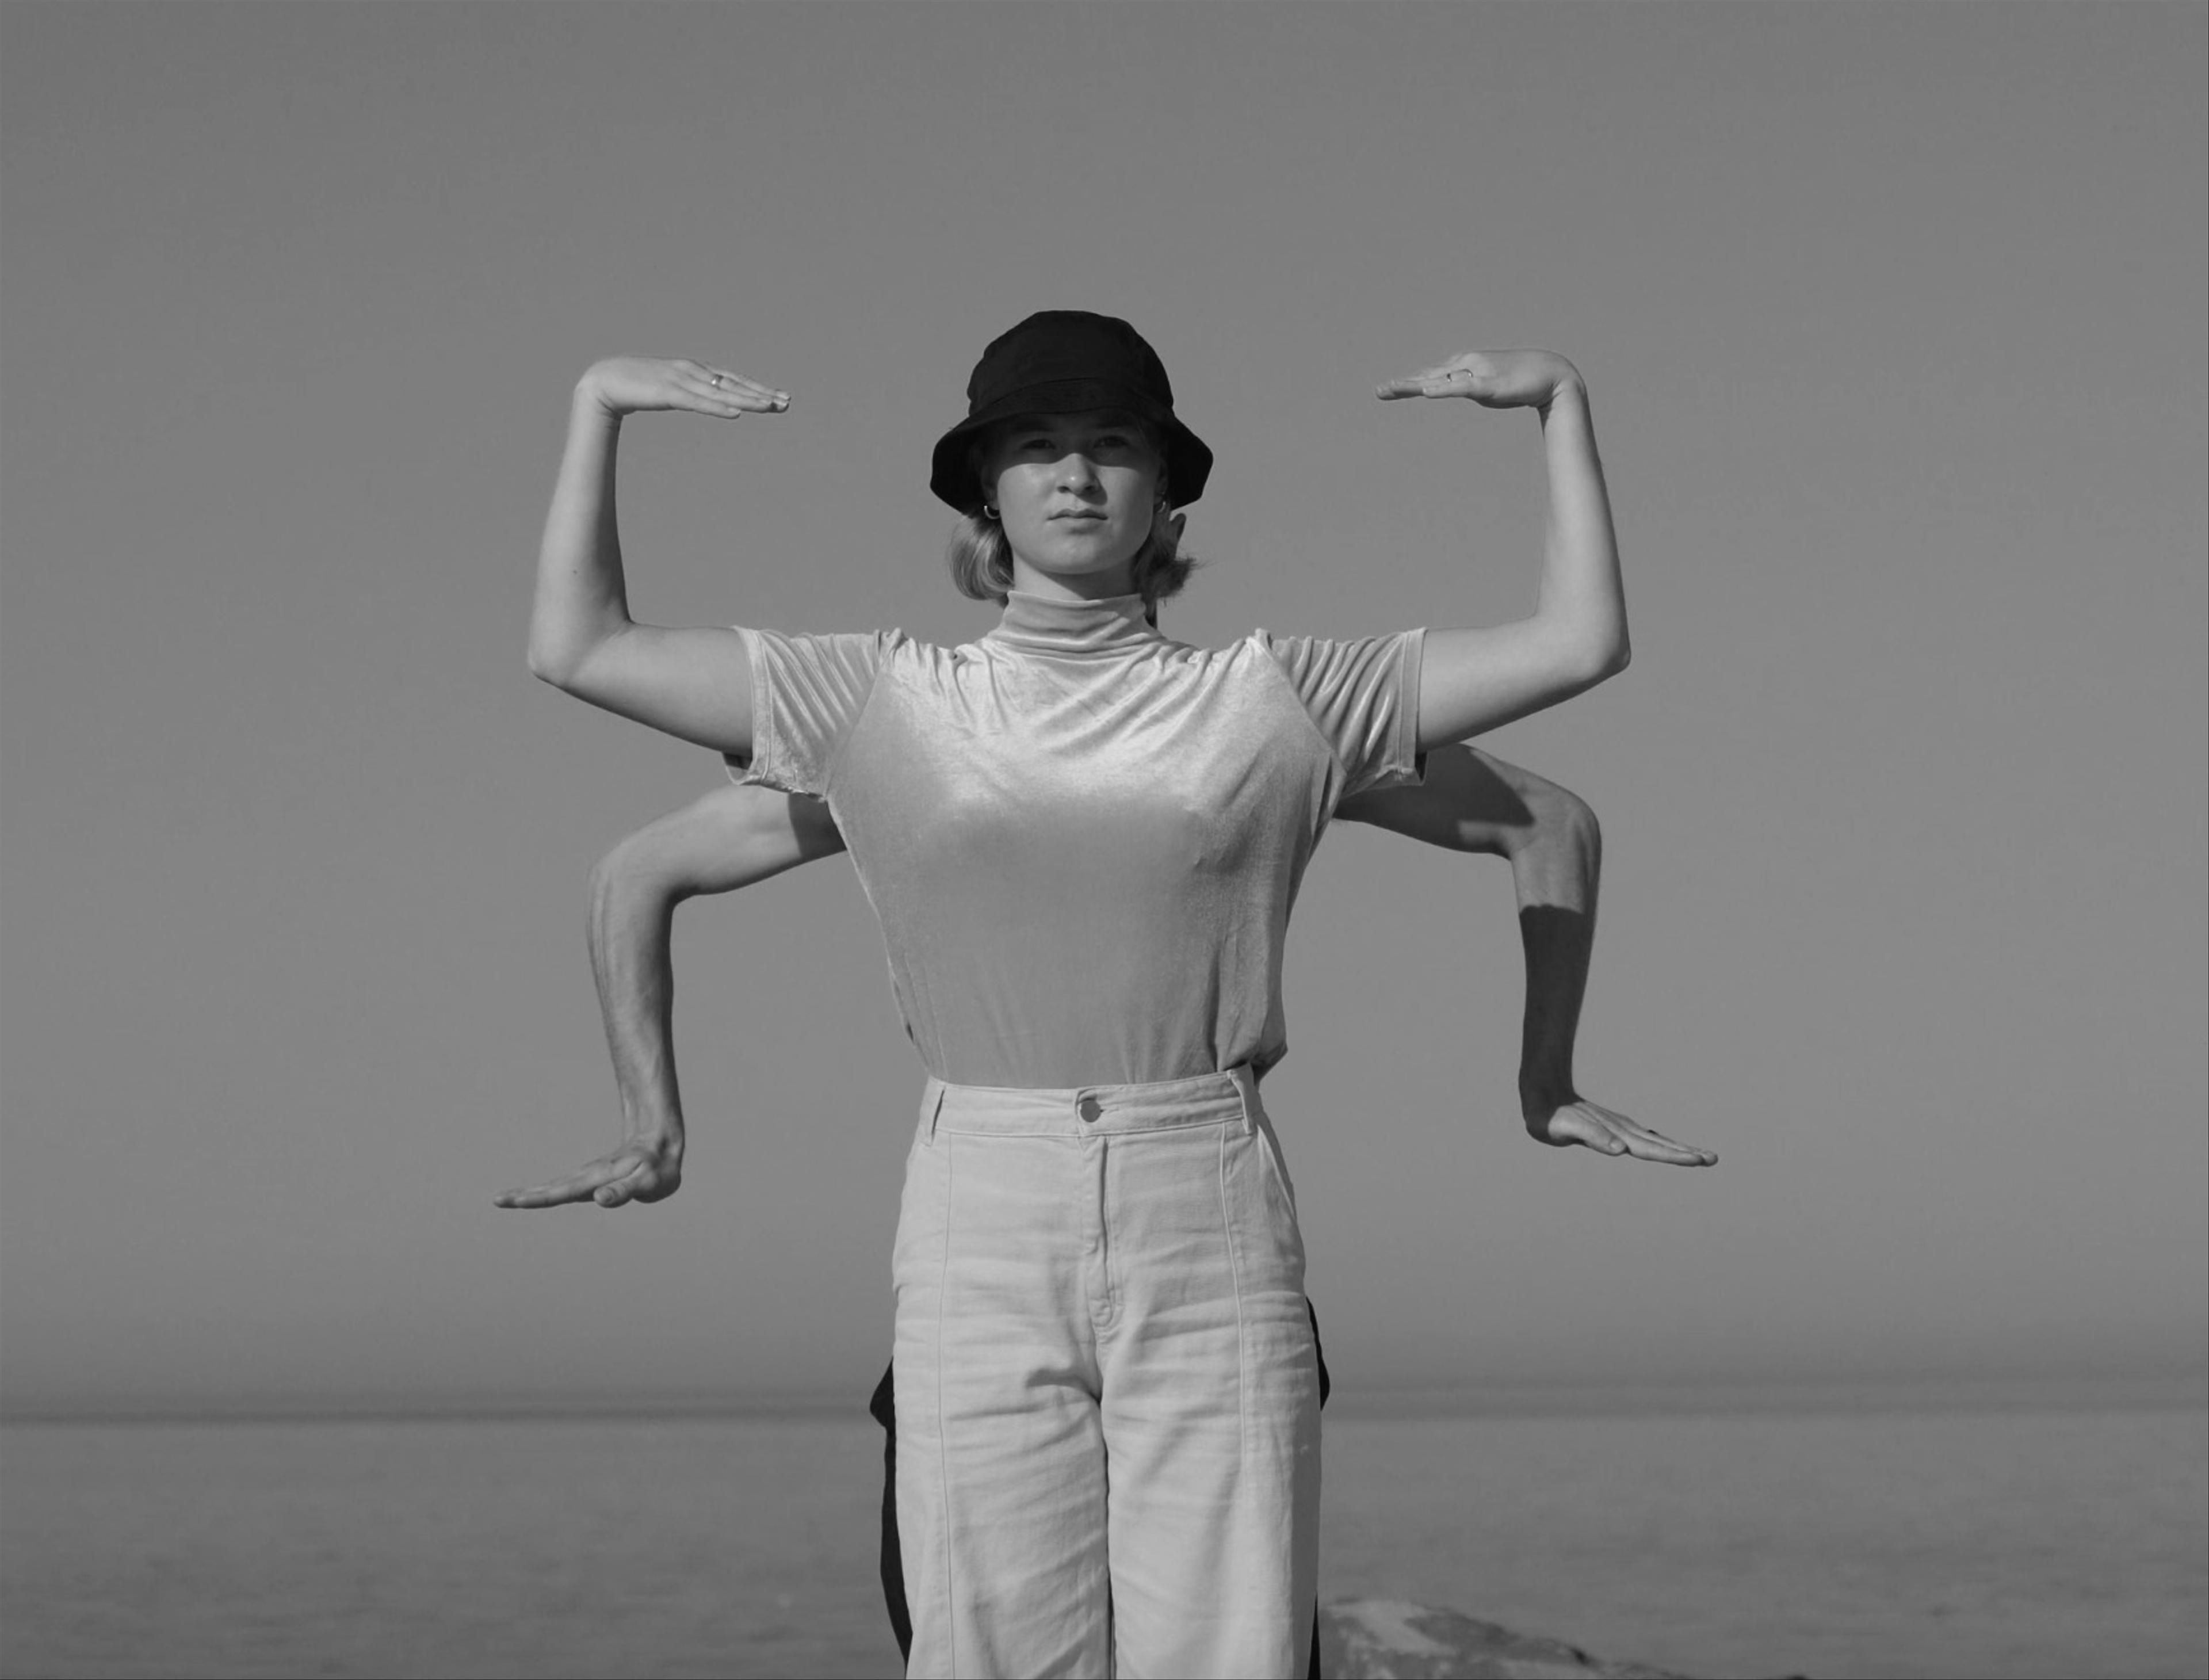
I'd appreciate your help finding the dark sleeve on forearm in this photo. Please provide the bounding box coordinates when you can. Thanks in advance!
[1509,796,1599,1099]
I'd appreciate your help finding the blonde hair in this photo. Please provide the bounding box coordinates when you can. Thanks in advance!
[943,414,1198,610]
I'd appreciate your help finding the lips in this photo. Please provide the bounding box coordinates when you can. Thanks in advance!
[1050,511,1106,522]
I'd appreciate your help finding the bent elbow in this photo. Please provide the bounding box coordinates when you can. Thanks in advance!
[1579,634,1630,687]
[586,844,628,906]
[1595,623,1631,678]
[1538,621,1628,697]
[1519,777,1600,854]
[527,631,596,693]
[1556,788,1602,857]
[590,837,685,919]
[526,637,571,688]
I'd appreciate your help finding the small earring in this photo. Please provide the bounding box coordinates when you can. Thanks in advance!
[983,503,999,521]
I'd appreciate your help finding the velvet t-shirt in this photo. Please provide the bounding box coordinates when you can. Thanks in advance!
[728,590,1424,1089]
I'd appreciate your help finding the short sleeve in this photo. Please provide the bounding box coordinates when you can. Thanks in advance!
[1258,627,1427,800]
[721,627,892,797]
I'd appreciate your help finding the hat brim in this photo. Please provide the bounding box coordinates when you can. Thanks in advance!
[930,380,1213,513]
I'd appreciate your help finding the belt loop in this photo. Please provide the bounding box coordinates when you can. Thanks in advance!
[1231,1064,1258,1135]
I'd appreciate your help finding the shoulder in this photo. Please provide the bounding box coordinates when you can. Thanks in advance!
[1245,626,1424,658]
[736,625,914,674]
[739,625,911,652]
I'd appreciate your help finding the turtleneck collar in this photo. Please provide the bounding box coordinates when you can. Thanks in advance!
[985,589,1161,658]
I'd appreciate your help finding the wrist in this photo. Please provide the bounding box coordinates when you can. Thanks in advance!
[573,368,624,424]
[1537,371,1588,421]
[622,1114,685,1157]
[1519,1070,1576,1111]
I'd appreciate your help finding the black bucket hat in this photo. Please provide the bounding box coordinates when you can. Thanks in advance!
[930,311,1214,514]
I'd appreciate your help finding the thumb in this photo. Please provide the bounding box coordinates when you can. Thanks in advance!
[1554,1106,1625,1154]
[594,1167,647,1208]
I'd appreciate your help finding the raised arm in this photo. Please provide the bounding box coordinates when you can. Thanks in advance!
[1339,746,1711,1166]
[526,358,789,753]
[1376,354,1628,748]
[494,783,847,1209]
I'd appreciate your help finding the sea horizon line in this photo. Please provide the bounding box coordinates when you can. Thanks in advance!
[6,1366,2202,1429]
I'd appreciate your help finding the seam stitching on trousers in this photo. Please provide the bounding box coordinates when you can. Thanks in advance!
[935,1138,956,1673]
[1216,1125,1249,1465]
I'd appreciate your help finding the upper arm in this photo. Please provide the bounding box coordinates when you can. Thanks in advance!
[1339,744,1593,855]
[601,784,846,901]
[1415,623,1626,750]
[1337,744,1528,853]
[552,623,756,757]
[1259,629,1425,801]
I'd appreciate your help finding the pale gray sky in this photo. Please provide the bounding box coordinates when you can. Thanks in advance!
[2,2,2203,1414]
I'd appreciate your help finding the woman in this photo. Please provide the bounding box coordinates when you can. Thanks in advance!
[524,311,1633,1678]
[497,740,1707,1674]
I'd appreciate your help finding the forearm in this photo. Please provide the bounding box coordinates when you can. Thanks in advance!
[1532,381,1628,679]
[1509,789,1600,1105]
[587,852,686,1155]
[528,381,634,685]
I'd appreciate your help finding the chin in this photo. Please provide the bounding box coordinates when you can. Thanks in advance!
[1039,544,1138,577]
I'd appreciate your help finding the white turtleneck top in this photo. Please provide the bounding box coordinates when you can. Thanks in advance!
[729,591,1425,1089]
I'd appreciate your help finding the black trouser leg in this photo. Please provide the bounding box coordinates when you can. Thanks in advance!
[875,1299,1333,1676]
[867,1363,913,1663]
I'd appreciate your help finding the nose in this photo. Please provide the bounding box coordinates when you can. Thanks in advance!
[1056,452,1102,495]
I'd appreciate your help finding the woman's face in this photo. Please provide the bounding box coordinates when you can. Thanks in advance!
[977,410,1161,595]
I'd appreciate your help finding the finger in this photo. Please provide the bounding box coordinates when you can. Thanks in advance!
[704,368,788,402]
[1614,1123,1718,1167]
[494,1174,601,1209]
[1614,1133,1710,1166]
[689,377,783,410]
[678,374,785,415]
[1615,1117,1715,1157]
[493,1154,640,1208]
[1379,374,1479,402]
[697,369,790,413]
[1375,376,1439,400]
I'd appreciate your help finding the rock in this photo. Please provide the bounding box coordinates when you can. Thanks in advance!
[1317,1599,1687,1679]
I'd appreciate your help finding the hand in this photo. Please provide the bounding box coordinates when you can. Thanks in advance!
[1376,349,1582,411]
[494,1137,684,1209]
[1522,1091,1715,1166]
[580,357,789,420]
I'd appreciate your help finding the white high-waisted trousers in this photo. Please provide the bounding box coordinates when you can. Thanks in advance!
[891,1065,1321,1679]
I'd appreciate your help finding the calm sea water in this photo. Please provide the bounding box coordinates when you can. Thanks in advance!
[3,1398,2203,1679]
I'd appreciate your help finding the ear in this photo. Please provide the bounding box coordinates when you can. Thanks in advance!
[966,433,1003,512]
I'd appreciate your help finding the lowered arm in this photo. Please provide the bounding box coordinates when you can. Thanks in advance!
[1339,746,1710,1164]
[494,783,846,1208]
